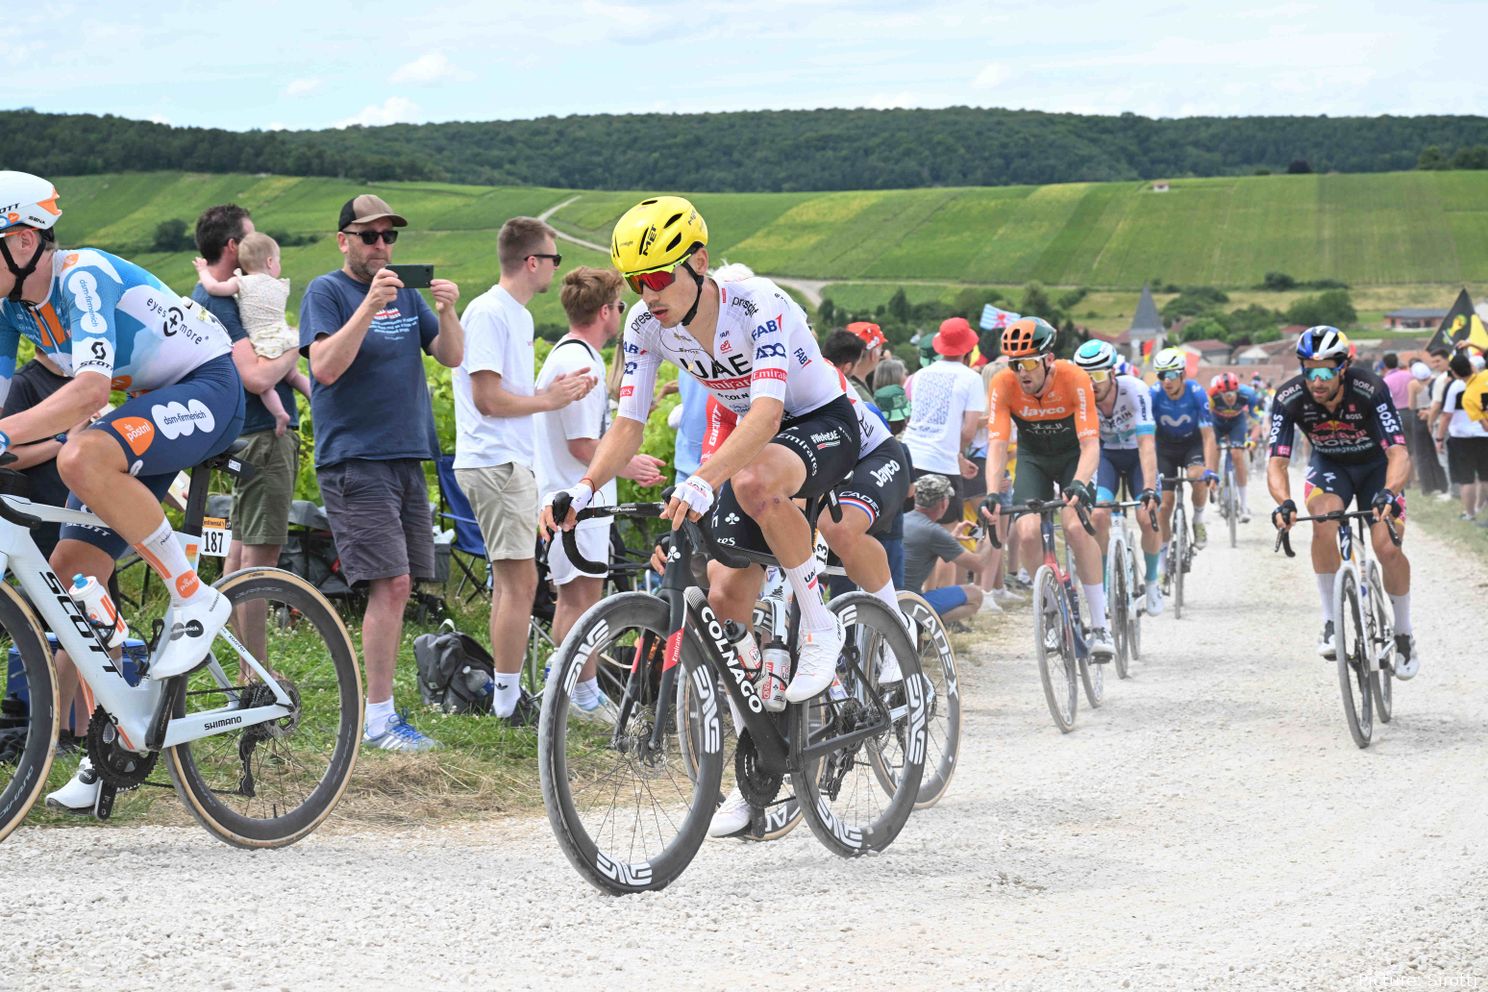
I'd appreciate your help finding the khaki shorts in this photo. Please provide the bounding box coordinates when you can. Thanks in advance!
[457,462,538,561]
[232,429,300,546]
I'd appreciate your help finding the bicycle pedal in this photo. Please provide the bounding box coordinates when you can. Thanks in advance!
[93,782,117,821]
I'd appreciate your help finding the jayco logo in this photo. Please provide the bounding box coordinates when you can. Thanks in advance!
[152,399,217,440]
[869,459,900,488]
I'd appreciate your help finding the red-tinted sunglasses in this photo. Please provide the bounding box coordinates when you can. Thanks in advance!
[624,256,693,294]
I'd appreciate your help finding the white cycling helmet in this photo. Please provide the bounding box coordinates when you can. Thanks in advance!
[1073,339,1118,372]
[1296,325,1351,364]
[1153,347,1187,375]
[0,171,62,302]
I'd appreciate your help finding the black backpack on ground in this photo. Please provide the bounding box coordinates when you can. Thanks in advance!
[414,620,495,714]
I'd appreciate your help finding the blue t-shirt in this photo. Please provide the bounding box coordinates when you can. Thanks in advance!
[298,270,440,469]
[1150,379,1213,442]
[192,285,300,436]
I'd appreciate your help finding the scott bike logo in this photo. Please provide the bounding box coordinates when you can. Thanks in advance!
[755,343,786,360]
[153,399,216,440]
[41,571,112,664]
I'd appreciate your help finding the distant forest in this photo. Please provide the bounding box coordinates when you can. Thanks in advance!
[8,107,1488,192]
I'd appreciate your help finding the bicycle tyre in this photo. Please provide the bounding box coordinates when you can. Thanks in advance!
[1125,542,1143,664]
[166,568,362,848]
[1106,539,1131,680]
[1173,510,1187,620]
[540,592,720,893]
[1033,566,1077,733]
[1334,570,1373,749]
[794,593,924,858]
[1366,563,1394,723]
[1226,472,1238,549]
[895,591,960,809]
[0,583,58,844]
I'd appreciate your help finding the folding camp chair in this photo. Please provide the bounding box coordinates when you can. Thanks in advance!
[434,455,492,603]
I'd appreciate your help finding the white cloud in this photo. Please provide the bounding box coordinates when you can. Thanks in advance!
[334,96,421,128]
[973,63,1009,89]
[389,52,472,85]
[148,112,170,125]
[284,78,322,97]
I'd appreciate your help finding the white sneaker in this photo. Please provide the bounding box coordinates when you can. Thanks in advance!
[976,594,1003,615]
[785,616,845,703]
[992,587,1024,606]
[1089,627,1116,662]
[1239,509,1252,523]
[1317,621,1337,660]
[45,757,101,814]
[708,788,754,838]
[1393,634,1420,680]
[1146,583,1165,617]
[150,590,231,679]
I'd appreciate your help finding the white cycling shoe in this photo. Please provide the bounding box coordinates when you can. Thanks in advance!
[1393,634,1420,680]
[1145,583,1165,617]
[708,788,754,838]
[785,616,845,703]
[1089,627,1116,662]
[149,590,231,680]
[45,757,101,814]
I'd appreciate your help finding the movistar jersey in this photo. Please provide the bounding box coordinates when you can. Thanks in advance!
[0,248,232,406]
[1150,379,1214,442]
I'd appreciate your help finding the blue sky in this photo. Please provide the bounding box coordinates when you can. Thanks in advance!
[13,0,1485,131]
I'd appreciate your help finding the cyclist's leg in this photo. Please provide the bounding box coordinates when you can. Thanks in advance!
[1228,419,1250,492]
[820,440,910,617]
[57,357,244,678]
[1357,460,1410,604]
[1053,453,1107,631]
[706,484,768,625]
[1303,456,1348,634]
[1155,443,1180,544]
[1093,450,1120,554]
[1009,453,1053,571]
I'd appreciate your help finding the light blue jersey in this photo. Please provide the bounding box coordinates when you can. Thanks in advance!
[0,248,232,405]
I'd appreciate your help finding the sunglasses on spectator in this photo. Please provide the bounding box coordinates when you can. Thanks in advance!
[624,256,693,294]
[528,253,562,267]
[342,229,398,245]
[1158,370,1184,381]
[1304,365,1341,382]
[1087,369,1113,383]
[1010,357,1044,372]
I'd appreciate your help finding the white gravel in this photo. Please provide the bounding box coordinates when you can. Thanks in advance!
[3,474,1486,991]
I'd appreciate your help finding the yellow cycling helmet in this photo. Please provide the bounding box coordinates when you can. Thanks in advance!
[611,196,708,277]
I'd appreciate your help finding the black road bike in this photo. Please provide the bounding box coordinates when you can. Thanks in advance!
[538,490,926,894]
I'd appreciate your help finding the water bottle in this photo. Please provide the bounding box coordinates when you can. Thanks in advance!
[760,638,790,713]
[463,666,496,713]
[723,621,762,677]
[69,574,129,650]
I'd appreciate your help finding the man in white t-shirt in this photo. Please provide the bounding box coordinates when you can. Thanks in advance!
[536,268,666,713]
[453,217,595,723]
[903,316,987,526]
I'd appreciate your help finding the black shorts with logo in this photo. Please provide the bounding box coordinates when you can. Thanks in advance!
[836,437,912,537]
[709,395,861,561]
[1156,434,1206,480]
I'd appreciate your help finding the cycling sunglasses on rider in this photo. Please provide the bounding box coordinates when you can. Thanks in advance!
[1009,357,1045,372]
[1158,369,1184,382]
[1087,369,1113,383]
[624,253,695,294]
[1303,364,1342,382]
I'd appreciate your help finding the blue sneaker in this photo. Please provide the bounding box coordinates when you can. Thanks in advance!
[364,712,440,752]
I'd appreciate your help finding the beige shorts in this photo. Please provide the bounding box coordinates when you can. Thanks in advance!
[456,462,538,561]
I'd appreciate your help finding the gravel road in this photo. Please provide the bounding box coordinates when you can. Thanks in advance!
[4,476,1486,991]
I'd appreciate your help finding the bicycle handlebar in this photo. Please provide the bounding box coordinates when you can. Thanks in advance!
[985,496,1095,549]
[1272,507,1401,559]
[1094,498,1160,532]
[551,490,666,576]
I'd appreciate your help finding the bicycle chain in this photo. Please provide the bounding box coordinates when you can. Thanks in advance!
[734,729,783,808]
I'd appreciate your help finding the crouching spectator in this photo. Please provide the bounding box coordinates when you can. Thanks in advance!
[903,474,997,622]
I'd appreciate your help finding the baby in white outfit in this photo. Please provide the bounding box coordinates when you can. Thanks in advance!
[194,233,311,434]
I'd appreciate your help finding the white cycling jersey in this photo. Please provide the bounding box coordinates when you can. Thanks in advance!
[1096,374,1156,451]
[617,277,845,424]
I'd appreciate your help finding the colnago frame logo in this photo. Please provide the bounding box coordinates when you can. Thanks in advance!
[152,399,217,440]
[692,591,764,713]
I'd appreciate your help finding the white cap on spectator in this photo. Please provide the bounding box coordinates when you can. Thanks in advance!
[1410,361,1431,380]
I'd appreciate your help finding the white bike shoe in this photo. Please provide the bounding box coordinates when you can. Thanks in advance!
[1393,634,1420,680]
[1146,583,1166,617]
[1089,627,1116,662]
[785,616,845,703]
[150,590,231,680]
[708,788,754,838]
[1317,621,1337,660]
[45,757,101,814]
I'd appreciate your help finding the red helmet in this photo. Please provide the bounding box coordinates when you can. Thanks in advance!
[1208,372,1239,395]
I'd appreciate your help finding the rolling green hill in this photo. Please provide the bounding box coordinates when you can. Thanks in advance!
[51,170,1488,333]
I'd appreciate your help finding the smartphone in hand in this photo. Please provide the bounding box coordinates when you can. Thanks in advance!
[387,264,434,289]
